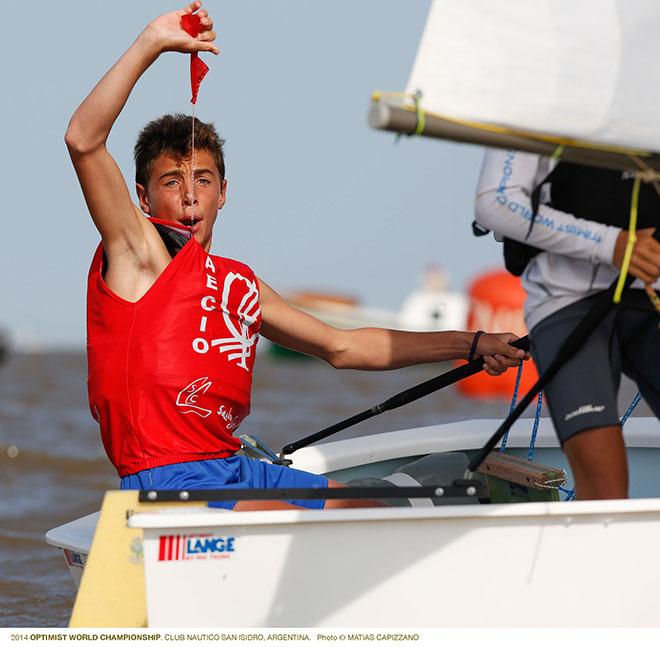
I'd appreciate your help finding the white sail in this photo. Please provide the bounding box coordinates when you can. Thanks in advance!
[409,0,660,151]
[370,0,660,169]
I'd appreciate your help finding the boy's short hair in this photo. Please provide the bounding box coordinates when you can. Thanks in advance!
[134,113,226,186]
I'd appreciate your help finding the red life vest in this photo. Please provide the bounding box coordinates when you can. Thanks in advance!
[87,219,261,477]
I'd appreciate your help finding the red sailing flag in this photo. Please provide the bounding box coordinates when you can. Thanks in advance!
[181,13,209,104]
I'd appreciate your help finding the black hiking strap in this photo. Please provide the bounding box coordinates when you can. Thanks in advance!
[280,336,531,457]
[138,480,487,503]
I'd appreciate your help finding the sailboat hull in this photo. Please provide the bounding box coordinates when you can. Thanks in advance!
[46,417,660,627]
[134,498,660,627]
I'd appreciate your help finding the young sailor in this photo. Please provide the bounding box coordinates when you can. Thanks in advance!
[475,148,660,500]
[67,2,526,510]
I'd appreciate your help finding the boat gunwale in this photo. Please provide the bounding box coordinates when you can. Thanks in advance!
[288,417,660,474]
[127,496,660,529]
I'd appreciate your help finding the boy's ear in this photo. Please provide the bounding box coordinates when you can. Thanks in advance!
[136,183,150,213]
[217,179,228,209]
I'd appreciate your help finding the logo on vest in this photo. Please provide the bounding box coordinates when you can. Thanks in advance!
[176,377,213,418]
[218,404,241,431]
[192,255,260,371]
[212,272,260,370]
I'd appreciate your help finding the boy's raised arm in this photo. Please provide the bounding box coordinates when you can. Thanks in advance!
[65,2,218,255]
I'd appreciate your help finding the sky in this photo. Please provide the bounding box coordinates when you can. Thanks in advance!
[0,0,500,350]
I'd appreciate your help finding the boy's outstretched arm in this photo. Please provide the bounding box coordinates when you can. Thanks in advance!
[258,279,527,375]
[65,2,218,259]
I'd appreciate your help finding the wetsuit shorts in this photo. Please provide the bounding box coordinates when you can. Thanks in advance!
[120,455,329,510]
[530,289,660,445]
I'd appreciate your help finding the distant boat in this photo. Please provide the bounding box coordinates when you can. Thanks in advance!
[267,266,468,359]
[0,328,9,365]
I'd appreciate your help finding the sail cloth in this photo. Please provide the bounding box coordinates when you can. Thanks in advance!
[369,0,660,172]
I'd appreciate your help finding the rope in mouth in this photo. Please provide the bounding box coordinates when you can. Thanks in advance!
[189,100,196,236]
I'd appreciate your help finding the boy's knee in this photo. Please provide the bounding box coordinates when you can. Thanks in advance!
[563,426,628,500]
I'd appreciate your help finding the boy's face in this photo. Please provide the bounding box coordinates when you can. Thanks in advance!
[136,149,227,252]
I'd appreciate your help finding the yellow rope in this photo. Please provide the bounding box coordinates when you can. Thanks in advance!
[646,285,660,313]
[626,156,660,313]
[613,176,641,304]
[551,145,565,161]
[414,107,426,136]
[412,90,425,136]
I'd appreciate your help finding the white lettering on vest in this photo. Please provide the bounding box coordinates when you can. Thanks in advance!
[217,404,241,430]
[201,296,216,311]
[193,255,260,367]
[192,338,209,354]
[192,256,220,353]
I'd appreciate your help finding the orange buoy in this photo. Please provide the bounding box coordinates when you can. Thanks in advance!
[457,270,538,399]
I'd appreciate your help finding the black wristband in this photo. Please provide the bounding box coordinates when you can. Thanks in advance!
[468,330,484,363]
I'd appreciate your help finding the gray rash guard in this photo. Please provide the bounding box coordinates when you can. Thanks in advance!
[474,149,659,330]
